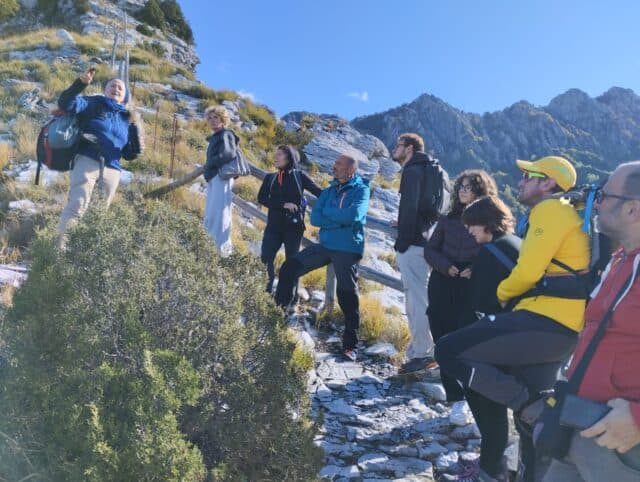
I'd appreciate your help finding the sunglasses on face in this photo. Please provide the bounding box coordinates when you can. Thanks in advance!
[458,184,473,192]
[522,171,547,181]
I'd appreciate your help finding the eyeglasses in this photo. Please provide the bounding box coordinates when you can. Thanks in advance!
[458,184,473,192]
[522,171,547,181]
[595,189,640,204]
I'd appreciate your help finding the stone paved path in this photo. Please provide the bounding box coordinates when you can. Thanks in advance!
[290,314,519,482]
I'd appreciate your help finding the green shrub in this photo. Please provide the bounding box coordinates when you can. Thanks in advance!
[0,198,322,481]
[135,0,165,31]
[160,0,194,44]
[134,0,194,44]
[141,40,166,58]
[0,0,19,22]
[136,23,154,37]
[273,123,314,151]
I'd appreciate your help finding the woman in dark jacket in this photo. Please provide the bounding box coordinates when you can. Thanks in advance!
[422,170,497,397]
[437,195,521,482]
[57,67,142,242]
[203,105,238,256]
[258,145,321,294]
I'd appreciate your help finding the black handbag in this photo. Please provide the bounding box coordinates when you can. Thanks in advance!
[535,268,639,459]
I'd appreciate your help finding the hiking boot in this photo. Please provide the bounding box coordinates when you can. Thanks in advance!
[399,356,435,375]
[342,348,357,362]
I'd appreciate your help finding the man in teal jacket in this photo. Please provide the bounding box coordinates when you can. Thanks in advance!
[275,154,370,361]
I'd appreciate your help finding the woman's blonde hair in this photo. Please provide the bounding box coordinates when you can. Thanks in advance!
[204,105,230,127]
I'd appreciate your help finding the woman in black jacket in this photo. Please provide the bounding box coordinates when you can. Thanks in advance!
[436,195,521,482]
[257,145,322,294]
[421,170,497,388]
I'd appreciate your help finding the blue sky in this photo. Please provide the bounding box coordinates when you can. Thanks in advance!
[179,0,640,120]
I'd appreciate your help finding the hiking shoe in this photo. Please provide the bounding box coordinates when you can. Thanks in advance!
[399,356,435,375]
[449,400,473,426]
[342,348,357,362]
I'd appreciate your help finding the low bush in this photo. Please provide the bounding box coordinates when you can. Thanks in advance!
[136,23,154,37]
[0,197,322,481]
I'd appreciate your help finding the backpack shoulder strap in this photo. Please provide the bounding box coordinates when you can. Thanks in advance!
[268,172,277,193]
[485,243,516,271]
[291,169,304,197]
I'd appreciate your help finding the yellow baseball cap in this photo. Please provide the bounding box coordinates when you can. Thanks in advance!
[516,156,577,192]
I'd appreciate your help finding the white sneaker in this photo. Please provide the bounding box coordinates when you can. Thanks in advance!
[450,400,473,426]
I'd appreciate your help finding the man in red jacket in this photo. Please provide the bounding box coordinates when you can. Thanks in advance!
[543,161,640,481]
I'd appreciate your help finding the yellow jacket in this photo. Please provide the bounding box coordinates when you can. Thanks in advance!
[497,198,590,332]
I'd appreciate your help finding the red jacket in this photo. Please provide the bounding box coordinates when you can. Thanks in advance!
[569,248,640,427]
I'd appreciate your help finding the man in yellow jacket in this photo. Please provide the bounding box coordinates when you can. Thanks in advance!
[435,156,589,478]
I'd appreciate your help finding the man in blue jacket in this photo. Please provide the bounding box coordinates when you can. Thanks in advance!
[275,154,370,361]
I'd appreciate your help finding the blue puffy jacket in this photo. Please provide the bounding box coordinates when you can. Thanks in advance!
[59,79,136,171]
[310,174,370,255]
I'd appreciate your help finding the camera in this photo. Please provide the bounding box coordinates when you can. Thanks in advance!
[554,184,600,206]
[286,197,307,226]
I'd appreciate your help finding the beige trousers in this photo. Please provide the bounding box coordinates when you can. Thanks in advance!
[396,245,434,359]
[58,154,121,236]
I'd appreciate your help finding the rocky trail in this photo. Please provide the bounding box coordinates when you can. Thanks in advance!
[289,312,520,482]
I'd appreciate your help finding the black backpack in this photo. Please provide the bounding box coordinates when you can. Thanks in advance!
[421,155,451,224]
[35,110,79,185]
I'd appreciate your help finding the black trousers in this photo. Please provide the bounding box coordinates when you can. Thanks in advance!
[260,227,303,294]
[465,388,509,478]
[427,269,475,402]
[435,310,578,410]
[275,244,361,350]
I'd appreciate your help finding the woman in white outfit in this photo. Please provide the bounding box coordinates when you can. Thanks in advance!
[202,105,237,256]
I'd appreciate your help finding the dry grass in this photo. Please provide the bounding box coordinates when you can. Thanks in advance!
[0,28,64,54]
[318,296,410,352]
[301,267,327,291]
[0,284,15,309]
[374,173,401,191]
[378,252,398,270]
[11,115,40,160]
[358,278,384,294]
[0,142,12,172]
[232,176,262,203]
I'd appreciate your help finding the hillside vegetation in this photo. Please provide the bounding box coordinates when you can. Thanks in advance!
[0,11,327,481]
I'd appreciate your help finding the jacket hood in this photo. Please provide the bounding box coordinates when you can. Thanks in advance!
[331,173,370,189]
[98,94,128,114]
[405,151,431,167]
[280,145,300,170]
[207,128,240,144]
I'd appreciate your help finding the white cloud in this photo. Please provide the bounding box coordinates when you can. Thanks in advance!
[237,90,257,102]
[347,91,369,102]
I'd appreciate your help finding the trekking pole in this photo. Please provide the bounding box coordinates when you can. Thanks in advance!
[152,103,160,158]
[169,115,178,178]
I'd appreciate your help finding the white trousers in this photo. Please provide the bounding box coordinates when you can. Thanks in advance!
[204,174,233,257]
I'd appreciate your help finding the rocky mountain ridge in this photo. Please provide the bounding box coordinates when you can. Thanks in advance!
[351,87,640,181]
